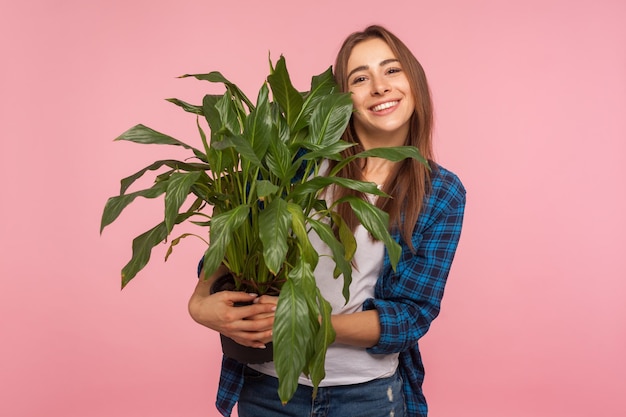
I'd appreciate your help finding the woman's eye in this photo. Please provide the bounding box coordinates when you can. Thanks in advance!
[387,67,402,75]
[351,76,367,85]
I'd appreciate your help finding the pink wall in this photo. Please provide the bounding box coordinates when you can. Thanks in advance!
[1,1,624,416]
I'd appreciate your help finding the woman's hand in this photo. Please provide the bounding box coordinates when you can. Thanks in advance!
[188,277,276,349]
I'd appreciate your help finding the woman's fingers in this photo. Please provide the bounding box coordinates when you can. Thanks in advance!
[229,328,274,348]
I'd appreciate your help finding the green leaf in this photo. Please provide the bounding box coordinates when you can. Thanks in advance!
[308,287,335,395]
[256,180,279,198]
[202,94,222,135]
[271,102,291,144]
[196,116,211,158]
[164,171,202,234]
[355,146,428,165]
[267,55,303,128]
[212,135,262,169]
[331,146,429,176]
[121,223,167,288]
[244,82,272,161]
[287,202,318,268]
[165,98,203,115]
[331,211,357,263]
[118,159,210,195]
[180,71,254,110]
[337,195,402,269]
[101,181,168,233]
[265,134,292,181]
[296,140,354,159]
[120,210,195,288]
[291,176,387,201]
[309,66,337,97]
[274,269,316,404]
[202,205,250,279]
[308,93,353,149]
[292,66,337,132]
[259,198,290,274]
[115,124,205,160]
[308,218,352,299]
[215,93,242,136]
[331,212,356,301]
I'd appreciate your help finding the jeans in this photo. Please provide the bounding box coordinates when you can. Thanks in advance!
[238,366,406,417]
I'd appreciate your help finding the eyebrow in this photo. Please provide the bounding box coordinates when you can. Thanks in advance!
[347,58,400,79]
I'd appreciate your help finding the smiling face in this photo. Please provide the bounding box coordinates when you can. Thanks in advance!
[346,37,415,148]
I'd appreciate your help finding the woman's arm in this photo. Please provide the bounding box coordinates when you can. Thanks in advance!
[253,296,382,348]
[331,310,381,347]
[366,169,466,354]
[188,266,276,349]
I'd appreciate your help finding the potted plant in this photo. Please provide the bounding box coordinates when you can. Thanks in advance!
[100,55,427,403]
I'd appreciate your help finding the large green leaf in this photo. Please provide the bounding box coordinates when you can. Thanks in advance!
[271,102,291,145]
[267,56,303,128]
[308,287,335,395]
[244,82,272,161]
[309,66,337,97]
[258,198,290,274]
[337,195,402,269]
[265,133,292,182]
[292,66,337,132]
[120,210,196,288]
[291,176,387,201]
[202,94,222,135]
[287,202,318,267]
[118,159,210,195]
[308,93,353,149]
[356,145,429,165]
[330,145,429,176]
[115,124,204,160]
[164,171,203,234]
[296,140,354,159]
[215,93,242,136]
[121,223,168,288]
[101,181,168,233]
[202,204,250,279]
[274,267,316,404]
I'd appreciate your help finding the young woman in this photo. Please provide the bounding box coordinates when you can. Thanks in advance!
[188,25,466,417]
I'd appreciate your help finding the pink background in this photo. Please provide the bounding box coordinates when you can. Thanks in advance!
[1,0,625,416]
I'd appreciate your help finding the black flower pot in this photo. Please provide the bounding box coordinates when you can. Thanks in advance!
[211,274,274,364]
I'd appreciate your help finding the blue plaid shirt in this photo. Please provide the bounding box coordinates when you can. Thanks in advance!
[211,163,466,417]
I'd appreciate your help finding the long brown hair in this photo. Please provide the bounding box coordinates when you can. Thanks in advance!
[331,25,435,251]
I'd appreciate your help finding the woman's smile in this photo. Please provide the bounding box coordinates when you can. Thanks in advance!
[370,100,400,113]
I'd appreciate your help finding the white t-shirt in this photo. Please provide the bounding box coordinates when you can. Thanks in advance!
[251,190,399,386]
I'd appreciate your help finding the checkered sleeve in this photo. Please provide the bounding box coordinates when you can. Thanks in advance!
[215,356,245,416]
[364,167,466,354]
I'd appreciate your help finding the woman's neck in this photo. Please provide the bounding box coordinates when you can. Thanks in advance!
[362,158,395,186]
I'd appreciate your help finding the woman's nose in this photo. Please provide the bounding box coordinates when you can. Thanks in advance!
[371,77,391,95]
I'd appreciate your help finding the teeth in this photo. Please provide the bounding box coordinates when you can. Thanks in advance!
[372,101,398,112]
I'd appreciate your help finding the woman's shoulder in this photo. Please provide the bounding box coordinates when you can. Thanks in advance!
[428,162,466,205]
[411,162,466,232]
